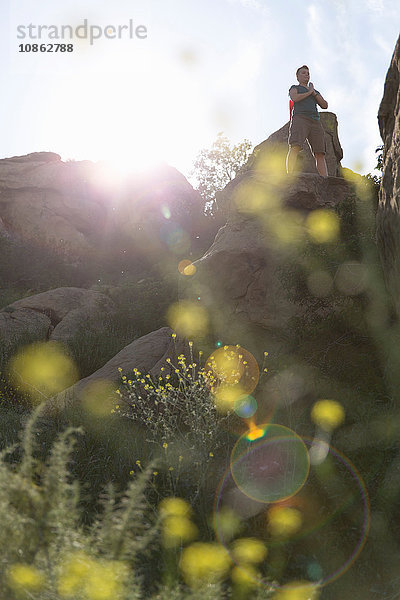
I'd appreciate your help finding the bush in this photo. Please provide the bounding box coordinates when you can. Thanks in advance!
[115,347,235,506]
[0,402,278,600]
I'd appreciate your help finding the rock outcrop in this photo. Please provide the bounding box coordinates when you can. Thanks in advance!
[0,287,116,362]
[377,35,400,315]
[0,153,203,257]
[0,113,356,417]
[241,112,343,184]
[183,160,351,345]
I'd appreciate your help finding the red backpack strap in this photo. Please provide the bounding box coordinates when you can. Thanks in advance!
[289,99,294,118]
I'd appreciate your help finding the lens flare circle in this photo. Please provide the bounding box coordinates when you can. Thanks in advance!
[178,259,192,274]
[213,439,370,590]
[234,395,258,418]
[231,424,310,504]
[205,345,259,395]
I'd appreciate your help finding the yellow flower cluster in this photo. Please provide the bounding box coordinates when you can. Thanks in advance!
[268,506,303,538]
[179,542,231,588]
[230,537,267,590]
[216,507,243,542]
[7,563,45,594]
[273,580,320,599]
[232,537,267,564]
[57,552,128,600]
[231,563,259,589]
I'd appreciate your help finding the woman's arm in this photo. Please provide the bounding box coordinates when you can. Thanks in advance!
[315,93,328,109]
[289,86,315,103]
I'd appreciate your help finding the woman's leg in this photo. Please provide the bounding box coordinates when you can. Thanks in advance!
[315,152,328,177]
[286,145,301,174]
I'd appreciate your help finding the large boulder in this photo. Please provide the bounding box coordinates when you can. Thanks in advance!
[184,170,351,343]
[376,35,400,315]
[242,112,343,183]
[0,308,52,365]
[0,153,204,257]
[0,287,116,363]
[43,327,187,416]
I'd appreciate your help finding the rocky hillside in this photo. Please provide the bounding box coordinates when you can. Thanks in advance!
[0,152,203,257]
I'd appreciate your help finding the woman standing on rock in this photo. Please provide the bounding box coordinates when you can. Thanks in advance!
[286,65,329,177]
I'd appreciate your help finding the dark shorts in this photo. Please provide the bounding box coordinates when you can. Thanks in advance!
[288,114,326,155]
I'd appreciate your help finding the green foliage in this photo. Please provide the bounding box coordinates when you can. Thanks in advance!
[105,276,178,339]
[190,133,252,214]
[375,144,384,172]
[0,399,275,599]
[276,180,383,392]
[0,236,88,308]
[361,145,383,206]
[0,406,154,599]
[0,229,175,310]
[116,349,234,504]
[63,313,140,380]
[65,274,178,378]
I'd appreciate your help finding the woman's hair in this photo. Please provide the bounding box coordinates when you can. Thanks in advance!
[296,65,309,78]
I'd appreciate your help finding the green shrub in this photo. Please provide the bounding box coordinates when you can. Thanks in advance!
[0,405,153,599]
[0,403,277,600]
[115,347,235,507]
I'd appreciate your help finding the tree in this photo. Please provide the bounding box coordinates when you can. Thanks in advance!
[190,133,253,214]
[362,145,383,210]
[375,144,384,172]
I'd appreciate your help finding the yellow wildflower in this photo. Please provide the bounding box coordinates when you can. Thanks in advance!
[311,399,345,431]
[162,516,198,548]
[231,564,259,588]
[7,564,45,594]
[180,542,231,588]
[232,538,267,564]
[268,506,302,538]
[159,497,192,518]
[273,580,320,599]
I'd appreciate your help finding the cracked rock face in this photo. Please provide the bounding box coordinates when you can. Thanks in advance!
[376,35,400,314]
[182,165,351,342]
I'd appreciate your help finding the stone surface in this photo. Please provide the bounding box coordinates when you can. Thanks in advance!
[0,308,53,363]
[0,153,203,256]
[183,168,351,342]
[217,170,349,217]
[244,111,343,179]
[190,113,349,340]
[1,287,116,360]
[377,35,400,314]
[43,326,187,416]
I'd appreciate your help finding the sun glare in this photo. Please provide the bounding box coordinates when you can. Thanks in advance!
[46,45,209,176]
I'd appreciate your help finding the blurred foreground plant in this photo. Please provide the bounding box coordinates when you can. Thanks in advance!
[0,406,151,600]
[0,405,281,599]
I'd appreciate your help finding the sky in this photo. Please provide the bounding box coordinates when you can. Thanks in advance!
[0,0,399,181]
